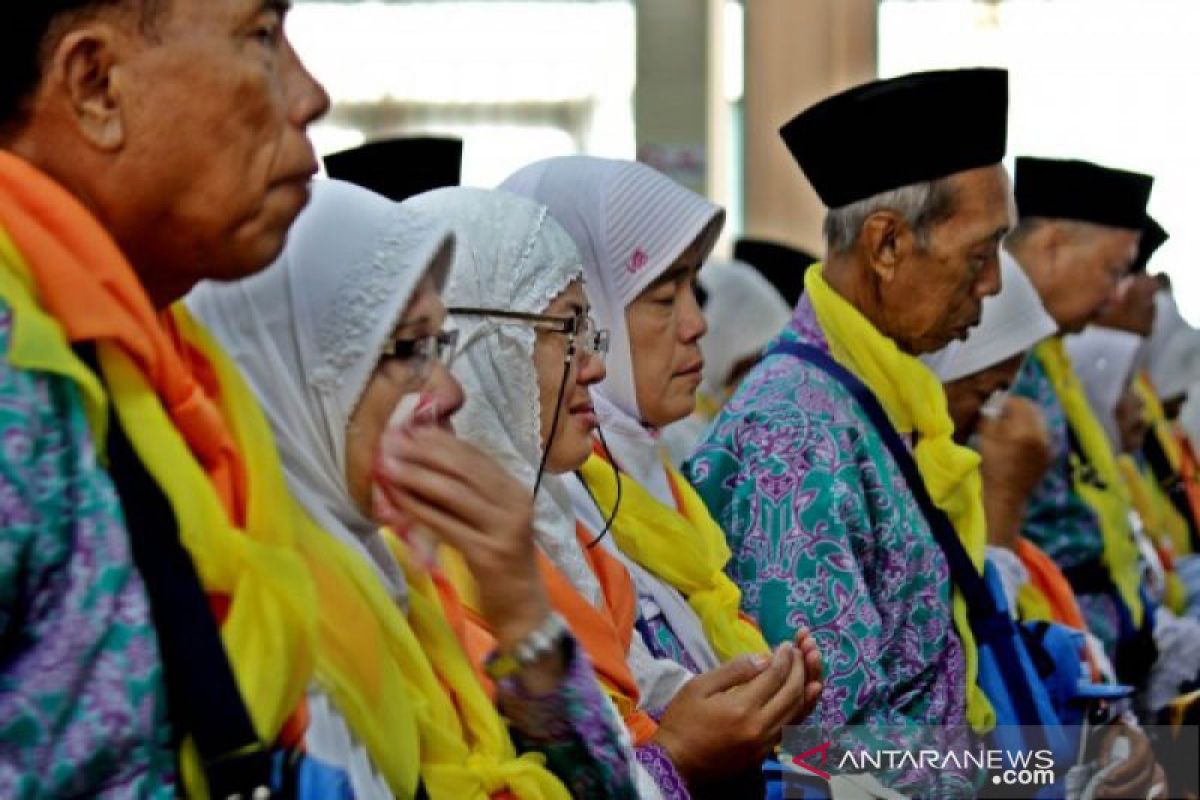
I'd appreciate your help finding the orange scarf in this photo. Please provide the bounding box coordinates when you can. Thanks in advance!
[1015,537,1089,632]
[0,151,245,516]
[448,524,658,745]
[0,151,306,747]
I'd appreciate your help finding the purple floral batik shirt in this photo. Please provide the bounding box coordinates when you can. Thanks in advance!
[0,300,176,798]
[685,295,973,798]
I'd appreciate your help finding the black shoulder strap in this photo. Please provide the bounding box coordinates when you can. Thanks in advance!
[767,341,1046,725]
[76,344,275,799]
[1142,428,1200,553]
[1065,423,1110,491]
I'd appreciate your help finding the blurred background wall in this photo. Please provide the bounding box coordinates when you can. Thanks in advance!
[290,0,1198,321]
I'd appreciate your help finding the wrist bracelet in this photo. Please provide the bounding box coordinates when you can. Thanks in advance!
[485,612,568,680]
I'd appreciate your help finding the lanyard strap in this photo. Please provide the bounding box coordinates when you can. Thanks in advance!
[77,343,276,799]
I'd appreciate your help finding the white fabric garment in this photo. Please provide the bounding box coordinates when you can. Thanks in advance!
[1064,326,1144,449]
[187,178,453,603]
[1182,399,1200,460]
[499,155,725,425]
[1147,607,1200,712]
[404,186,604,605]
[985,546,1029,619]
[305,685,393,800]
[1137,289,1189,377]
[923,251,1058,382]
[694,259,791,399]
[502,156,726,672]
[187,178,454,796]
[407,185,700,705]
[1148,327,1200,403]
[567,475,720,674]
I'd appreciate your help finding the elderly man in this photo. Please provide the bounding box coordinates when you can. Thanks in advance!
[0,3,327,796]
[1004,157,1156,681]
[1091,217,1200,553]
[686,68,1010,796]
[2,5,634,800]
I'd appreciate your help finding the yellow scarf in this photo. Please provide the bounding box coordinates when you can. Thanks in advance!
[578,452,770,663]
[1134,373,1197,559]
[0,237,568,799]
[1118,456,1189,615]
[1134,373,1184,470]
[1034,338,1144,627]
[1016,583,1056,623]
[805,264,993,733]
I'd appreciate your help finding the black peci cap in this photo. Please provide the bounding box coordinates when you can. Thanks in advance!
[1014,157,1153,231]
[1129,215,1169,274]
[779,68,1009,209]
[324,137,463,202]
[732,238,818,308]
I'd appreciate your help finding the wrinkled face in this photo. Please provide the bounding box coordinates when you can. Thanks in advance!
[345,277,465,514]
[626,233,710,427]
[534,280,607,474]
[1092,273,1159,337]
[881,165,1012,354]
[1115,386,1148,454]
[71,0,329,299]
[1035,223,1141,335]
[944,353,1026,441]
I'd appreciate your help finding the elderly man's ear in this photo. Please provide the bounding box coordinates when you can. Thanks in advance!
[860,211,915,284]
[50,24,129,151]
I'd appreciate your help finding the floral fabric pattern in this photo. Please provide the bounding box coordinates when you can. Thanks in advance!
[500,638,639,799]
[0,300,175,799]
[634,742,690,800]
[684,295,972,797]
[635,600,702,674]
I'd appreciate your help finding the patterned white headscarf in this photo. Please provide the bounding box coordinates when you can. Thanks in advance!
[500,156,725,438]
[187,179,453,600]
[403,186,605,603]
[502,157,726,675]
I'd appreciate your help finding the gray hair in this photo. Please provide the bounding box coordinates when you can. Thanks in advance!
[822,178,957,255]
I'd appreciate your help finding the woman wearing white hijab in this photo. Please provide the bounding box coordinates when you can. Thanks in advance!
[500,157,813,680]
[412,184,817,798]
[187,179,636,800]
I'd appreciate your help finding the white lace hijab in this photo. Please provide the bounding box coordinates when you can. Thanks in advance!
[499,156,725,496]
[186,179,454,601]
[403,187,607,605]
[501,157,725,675]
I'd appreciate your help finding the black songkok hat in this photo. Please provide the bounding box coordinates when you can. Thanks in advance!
[324,137,462,202]
[1129,215,1169,274]
[732,238,818,308]
[1014,157,1153,231]
[779,68,1009,209]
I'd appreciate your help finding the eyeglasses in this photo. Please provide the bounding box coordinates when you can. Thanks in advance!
[448,307,610,359]
[380,328,459,381]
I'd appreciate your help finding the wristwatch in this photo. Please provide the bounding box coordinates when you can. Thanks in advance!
[485,612,569,680]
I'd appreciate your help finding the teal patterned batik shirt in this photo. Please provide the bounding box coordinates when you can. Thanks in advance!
[685,295,972,798]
